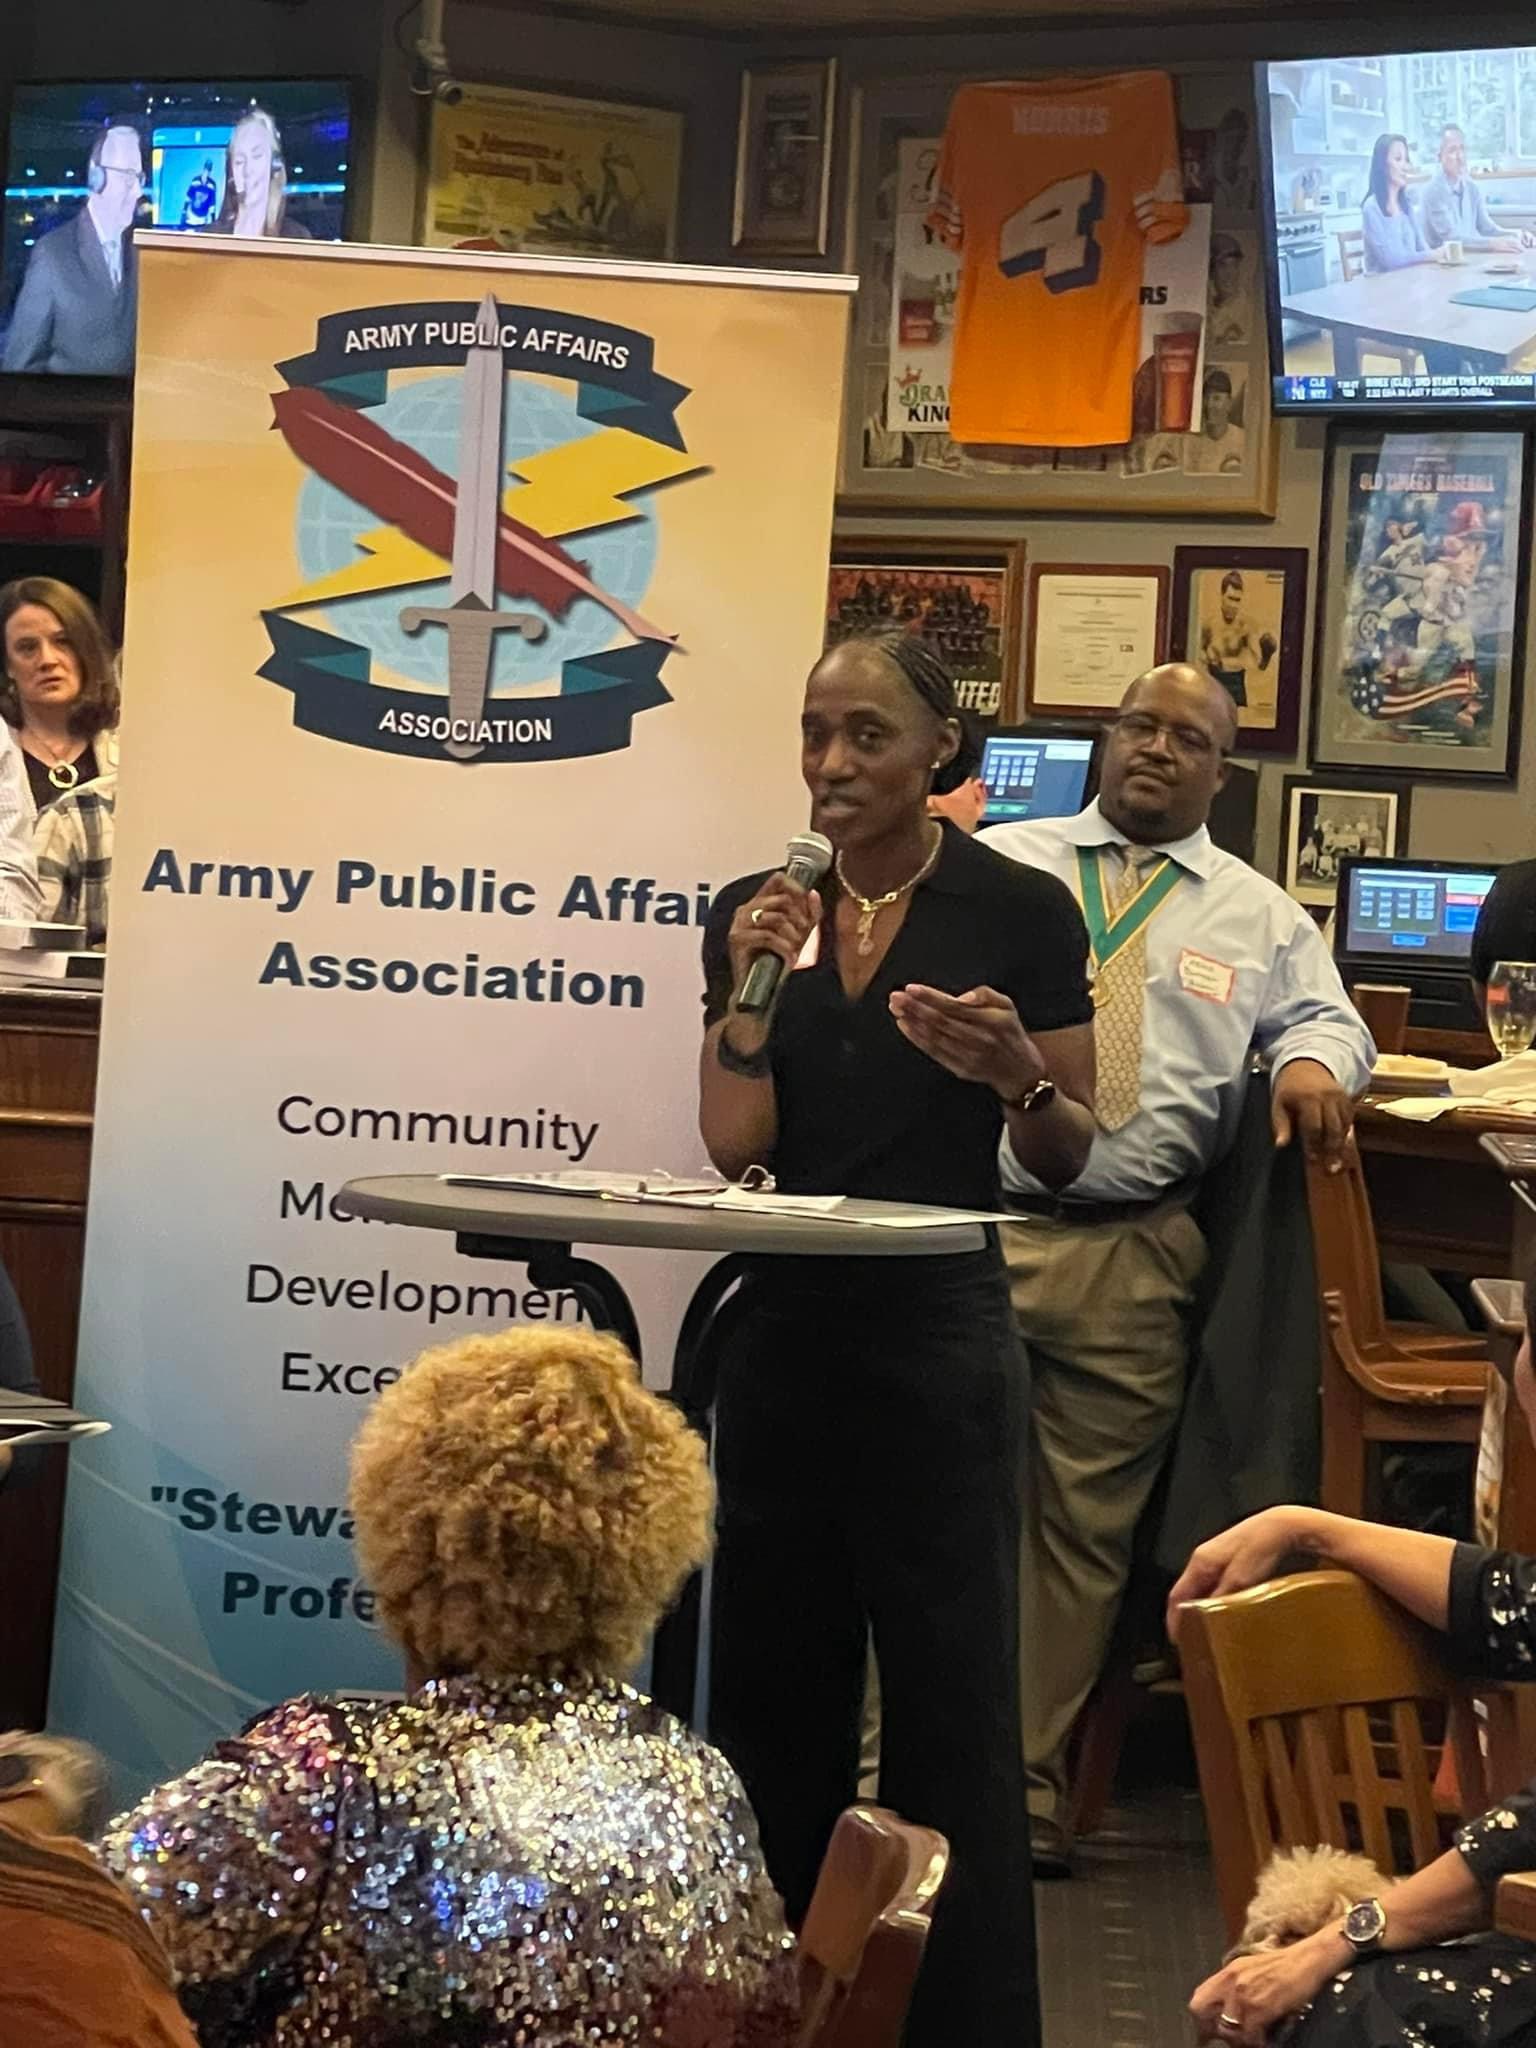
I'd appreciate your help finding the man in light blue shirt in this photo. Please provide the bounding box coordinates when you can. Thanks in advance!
[1421,124,1533,254]
[980,663,1373,1875]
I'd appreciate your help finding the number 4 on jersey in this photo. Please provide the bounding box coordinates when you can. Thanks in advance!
[998,170,1106,294]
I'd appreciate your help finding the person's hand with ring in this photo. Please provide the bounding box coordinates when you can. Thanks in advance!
[1190,1939,1341,2043]
[725,875,821,1002]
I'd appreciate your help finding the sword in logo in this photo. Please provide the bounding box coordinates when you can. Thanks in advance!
[400,292,546,761]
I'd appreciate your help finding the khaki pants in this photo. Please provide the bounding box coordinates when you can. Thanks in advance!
[1004,1201,1206,1832]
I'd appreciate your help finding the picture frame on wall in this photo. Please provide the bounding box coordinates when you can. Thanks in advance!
[1279,774,1411,911]
[1310,424,1530,781]
[837,70,1276,515]
[826,538,1025,723]
[1026,563,1169,720]
[1170,544,1309,757]
[421,81,684,261]
[732,58,836,258]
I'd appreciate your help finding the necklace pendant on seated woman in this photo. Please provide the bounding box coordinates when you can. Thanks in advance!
[47,759,79,792]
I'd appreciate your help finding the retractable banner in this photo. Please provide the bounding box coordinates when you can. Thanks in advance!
[50,234,850,1792]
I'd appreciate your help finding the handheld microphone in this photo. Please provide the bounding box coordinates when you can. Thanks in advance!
[736,830,834,1016]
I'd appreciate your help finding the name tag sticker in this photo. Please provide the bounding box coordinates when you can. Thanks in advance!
[1178,947,1236,1005]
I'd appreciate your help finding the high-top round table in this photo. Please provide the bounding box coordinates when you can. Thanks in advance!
[335,1173,991,1719]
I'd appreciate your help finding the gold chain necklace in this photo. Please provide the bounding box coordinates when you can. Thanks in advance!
[835,825,943,956]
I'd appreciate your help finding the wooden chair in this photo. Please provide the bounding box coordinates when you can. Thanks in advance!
[1472,1276,1536,1551]
[1304,1142,1489,1517]
[1500,1871,1536,1939]
[1331,228,1421,375]
[1336,228,1367,282]
[796,1805,948,2048]
[1181,1568,1531,1942]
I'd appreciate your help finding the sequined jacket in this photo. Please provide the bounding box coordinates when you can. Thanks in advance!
[1451,1545,1536,1885]
[99,1677,800,2048]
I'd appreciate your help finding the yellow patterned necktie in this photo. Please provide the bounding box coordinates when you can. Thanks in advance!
[1092,847,1158,1134]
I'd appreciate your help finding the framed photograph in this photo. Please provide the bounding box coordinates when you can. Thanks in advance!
[838,69,1276,515]
[732,59,836,258]
[1026,563,1169,720]
[1280,775,1411,910]
[1171,545,1309,757]
[421,82,683,261]
[1312,425,1529,780]
[826,540,1024,722]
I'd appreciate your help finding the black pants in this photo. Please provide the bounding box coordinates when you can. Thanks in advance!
[709,1245,1039,2048]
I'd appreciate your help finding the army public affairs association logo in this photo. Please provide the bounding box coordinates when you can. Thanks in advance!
[260,291,702,764]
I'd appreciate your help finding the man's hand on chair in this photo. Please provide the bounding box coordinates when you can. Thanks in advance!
[1270,1059,1354,1174]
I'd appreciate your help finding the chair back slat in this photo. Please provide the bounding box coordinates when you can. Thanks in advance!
[1295,1714,1345,1848]
[1340,1704,1394,1870]
[796,1806,948,2048]
[1390,1700,1442,1867]
[1259,1719,1307,1843]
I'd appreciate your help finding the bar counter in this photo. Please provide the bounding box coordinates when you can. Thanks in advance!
[0,983,99,1726]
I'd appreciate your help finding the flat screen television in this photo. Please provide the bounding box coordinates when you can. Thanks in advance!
[1260,45,1536,412]
[1,78,353,378]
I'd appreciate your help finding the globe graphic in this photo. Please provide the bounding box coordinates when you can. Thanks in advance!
[293,374,660,693]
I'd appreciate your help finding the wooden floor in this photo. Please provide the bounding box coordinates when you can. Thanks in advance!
[1038,1706,1224,2047]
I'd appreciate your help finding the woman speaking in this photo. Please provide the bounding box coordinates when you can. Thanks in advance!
[700,631,1096,2047]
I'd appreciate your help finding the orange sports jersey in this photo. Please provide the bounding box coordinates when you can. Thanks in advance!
[929,72,1188,448]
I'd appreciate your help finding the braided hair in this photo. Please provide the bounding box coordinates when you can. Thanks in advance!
[841,629,971,792]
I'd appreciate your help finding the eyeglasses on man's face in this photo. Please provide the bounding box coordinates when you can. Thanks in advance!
[1112,710,1228,763]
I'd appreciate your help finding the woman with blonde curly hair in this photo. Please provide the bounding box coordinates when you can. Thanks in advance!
[99,1326,798,2048]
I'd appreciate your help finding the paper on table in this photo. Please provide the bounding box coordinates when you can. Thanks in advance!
[1374,1091,1536,1122]
[710,1188,844,1215]
[1450,1050,1536,1098]
[844,1207,1012,1229]
[442,1171,724,1199]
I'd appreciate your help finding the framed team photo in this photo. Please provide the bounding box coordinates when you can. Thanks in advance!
[1279,774,1411,910]
[825,538,1025,723]
[1311,425,1530,780]
[1170,545,1308,757]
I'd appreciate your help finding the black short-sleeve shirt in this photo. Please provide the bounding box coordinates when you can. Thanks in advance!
[702,823,1093,1210]
[1470,860,1536,988]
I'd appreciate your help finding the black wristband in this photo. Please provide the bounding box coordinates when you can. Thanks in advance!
[716,1026,772,1079]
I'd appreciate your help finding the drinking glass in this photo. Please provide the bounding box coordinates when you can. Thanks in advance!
[1485,960,1536,1059]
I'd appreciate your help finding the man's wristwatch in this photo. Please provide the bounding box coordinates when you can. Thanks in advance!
[1341,1897,1387,1959]
[1005,1076,1057,1115]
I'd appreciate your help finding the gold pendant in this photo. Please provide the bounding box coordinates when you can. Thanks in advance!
[856,909,877,955]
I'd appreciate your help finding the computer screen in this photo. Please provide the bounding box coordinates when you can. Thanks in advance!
[1341,857,1499,963]
[979,730,1096,826]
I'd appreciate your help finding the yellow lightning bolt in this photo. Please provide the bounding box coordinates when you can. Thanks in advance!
[277,429,702,611]
[502,432,701,541]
